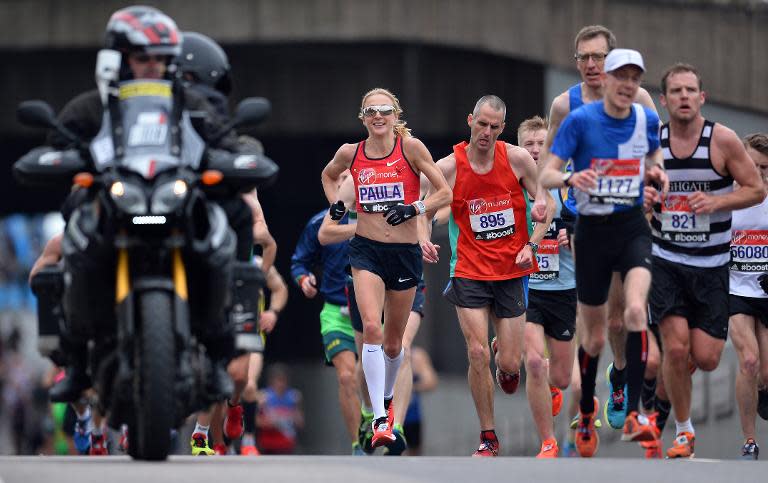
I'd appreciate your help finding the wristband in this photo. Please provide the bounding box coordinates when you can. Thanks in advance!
[413,200,426,215]
[297,275,308,286]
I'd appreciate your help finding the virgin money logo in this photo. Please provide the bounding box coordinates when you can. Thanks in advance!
[358,168,376,185]
[468,199,486,215]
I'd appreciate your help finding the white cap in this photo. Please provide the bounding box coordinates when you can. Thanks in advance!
[604,49,645,73]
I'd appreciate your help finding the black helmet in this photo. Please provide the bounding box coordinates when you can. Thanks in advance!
[178,32,232,95]
[105,5,181,57]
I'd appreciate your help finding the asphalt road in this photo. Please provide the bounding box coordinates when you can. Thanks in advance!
[1,455,765,483]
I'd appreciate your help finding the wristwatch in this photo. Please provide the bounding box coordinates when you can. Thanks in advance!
[562,171,574,187]
[526,241,539,253]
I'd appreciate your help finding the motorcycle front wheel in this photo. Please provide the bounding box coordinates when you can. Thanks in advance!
[130,290,176,460]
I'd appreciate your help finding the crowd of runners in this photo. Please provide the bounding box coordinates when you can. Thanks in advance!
[20,5,768,460]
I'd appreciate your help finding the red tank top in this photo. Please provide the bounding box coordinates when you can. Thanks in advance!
[350,136,420,214]
[449,141,536,280]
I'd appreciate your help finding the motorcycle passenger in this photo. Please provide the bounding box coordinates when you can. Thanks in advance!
[178,31,279,454]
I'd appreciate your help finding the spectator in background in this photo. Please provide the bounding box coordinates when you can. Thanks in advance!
[256,363,304,454]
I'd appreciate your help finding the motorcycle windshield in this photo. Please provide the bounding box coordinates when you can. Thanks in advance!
[89,80,205,176]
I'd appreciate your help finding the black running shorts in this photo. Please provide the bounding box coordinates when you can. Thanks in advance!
[349,235,422,291]
[527,288,577,341]
[649,256,729,340]
[347,278,426,333]
[729,294,768,329]
[443,277,526,319]
[573,208,651,306]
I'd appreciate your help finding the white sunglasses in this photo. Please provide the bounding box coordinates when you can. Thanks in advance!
[361,104,395,117]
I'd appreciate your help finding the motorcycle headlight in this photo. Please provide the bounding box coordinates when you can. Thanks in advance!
[110,181,147,215]
[151,179,188,214]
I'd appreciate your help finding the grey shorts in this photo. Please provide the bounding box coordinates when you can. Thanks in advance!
[443,277,526,319]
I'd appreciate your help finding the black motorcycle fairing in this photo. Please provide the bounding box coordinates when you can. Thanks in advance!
[13,147,89,187]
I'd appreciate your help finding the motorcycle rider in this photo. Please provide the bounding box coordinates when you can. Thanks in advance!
[46,5,244,404]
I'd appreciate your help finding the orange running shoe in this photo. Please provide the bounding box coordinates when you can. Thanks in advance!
[537,438,559,458]
[621,411,658,442]
[225,403,244,440]
[491,337,520,394]
[575,396,600,458]
[666,431,695,458]
[550,385,563,417]
[241,445,260,456]
[371,417,396,448]
[213,443,228,455]
[640,439,663,459]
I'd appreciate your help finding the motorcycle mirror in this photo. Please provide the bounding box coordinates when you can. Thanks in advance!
[17,100,83,146]
[231,97,271,129]
[17,100,58,129]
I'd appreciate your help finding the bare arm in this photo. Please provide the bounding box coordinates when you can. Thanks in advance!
[242,191,277,273]
[29,233,63,283]
[509,145,552,267]
[321,143,357,203]
[690,126,766,213]
[421,155,457,263]
[318,213,357,246]
[542,93,570,165]
[259,265,288,334]
[404,137,452,214]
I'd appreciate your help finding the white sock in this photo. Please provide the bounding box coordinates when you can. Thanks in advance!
[362,343,386,419]
[675,418,694,436]
[194,423,210,437]
[383,348,404,400]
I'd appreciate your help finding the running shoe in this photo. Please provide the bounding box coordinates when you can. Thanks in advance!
[472,437,499,457]
[640,439,663,459]
[570,414,602,429]
[621,411,658,442]
[190,432,215,456]
[73,417,91,454]
[741,438,759,460]
[551,385,563,417]
[537,438,558,458]
[358,411,375,454]
[383,424,408,456]
[89,433,108,456]
[352,442,366,456]
[241,444,260,456]
[575,396,600,458]
[604,362,627,429]
[491,337,520,394]
[213,443,228,455]
[666,431,695,459]
[225,403,244,440]
[758,388,768,421]
[371,417,396,448]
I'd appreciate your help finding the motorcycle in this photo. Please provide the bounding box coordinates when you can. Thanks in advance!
[14,64,277,460]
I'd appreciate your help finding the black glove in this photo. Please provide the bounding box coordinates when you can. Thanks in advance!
[329,200,347,221]
[759,272,768,295]
[384,203,417,226]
